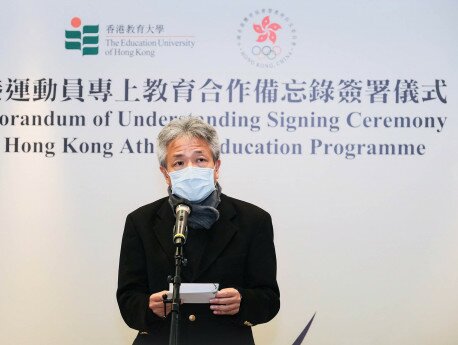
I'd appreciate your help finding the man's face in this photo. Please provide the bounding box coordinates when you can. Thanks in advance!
[160,135,220,187]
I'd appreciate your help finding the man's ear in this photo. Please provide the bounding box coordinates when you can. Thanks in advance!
[160,166,171,186]
[213,159,221,182]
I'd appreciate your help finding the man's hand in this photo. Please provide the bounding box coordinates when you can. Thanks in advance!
[149,290,170,318]
[209,288,241,315]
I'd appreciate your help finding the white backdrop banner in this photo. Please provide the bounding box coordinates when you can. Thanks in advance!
[1,1,457,344]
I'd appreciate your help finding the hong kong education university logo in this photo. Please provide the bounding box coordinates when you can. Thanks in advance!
[237,9,297,68]
[65,17,99,55]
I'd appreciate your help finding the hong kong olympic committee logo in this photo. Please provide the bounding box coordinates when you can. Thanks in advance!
[237,9,297,68]
[65,17,99,55]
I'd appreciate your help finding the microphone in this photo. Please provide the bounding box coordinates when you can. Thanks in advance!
[173,204,191,246]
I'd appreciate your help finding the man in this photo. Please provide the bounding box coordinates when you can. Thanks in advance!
[117,117,279,345]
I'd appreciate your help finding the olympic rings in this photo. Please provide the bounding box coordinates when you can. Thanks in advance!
[251,45,281,60]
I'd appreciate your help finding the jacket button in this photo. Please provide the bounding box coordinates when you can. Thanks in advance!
[188,314,196,322]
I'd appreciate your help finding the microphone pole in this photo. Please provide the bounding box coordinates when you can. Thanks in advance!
[168,203,190,345]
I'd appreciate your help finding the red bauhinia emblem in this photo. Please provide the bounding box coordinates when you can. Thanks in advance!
[253,16,282,44]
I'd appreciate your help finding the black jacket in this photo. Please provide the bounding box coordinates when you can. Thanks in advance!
[117,194,280,345]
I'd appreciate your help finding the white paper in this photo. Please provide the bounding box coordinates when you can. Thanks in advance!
[167,283,219,304]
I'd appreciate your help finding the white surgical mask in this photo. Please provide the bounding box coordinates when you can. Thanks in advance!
[168,167,215,202]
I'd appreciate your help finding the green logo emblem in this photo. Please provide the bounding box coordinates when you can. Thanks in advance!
[65,17,99,55]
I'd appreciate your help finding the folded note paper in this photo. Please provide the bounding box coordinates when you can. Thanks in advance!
[167,283,219,303]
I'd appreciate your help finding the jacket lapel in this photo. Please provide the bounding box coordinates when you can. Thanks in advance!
[194,195,238,280]
[151,199,176,267]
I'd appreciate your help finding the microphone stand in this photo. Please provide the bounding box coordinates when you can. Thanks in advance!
[164,240,186,345]
[164,203,190,345]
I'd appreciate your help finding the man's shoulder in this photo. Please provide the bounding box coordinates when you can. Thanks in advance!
[127,194,272,221]
[221,194,271,220]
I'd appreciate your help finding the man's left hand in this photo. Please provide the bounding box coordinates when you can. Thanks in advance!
[209,288,241,315]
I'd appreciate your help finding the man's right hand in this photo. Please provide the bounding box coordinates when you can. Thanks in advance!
[149,290,171,318]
